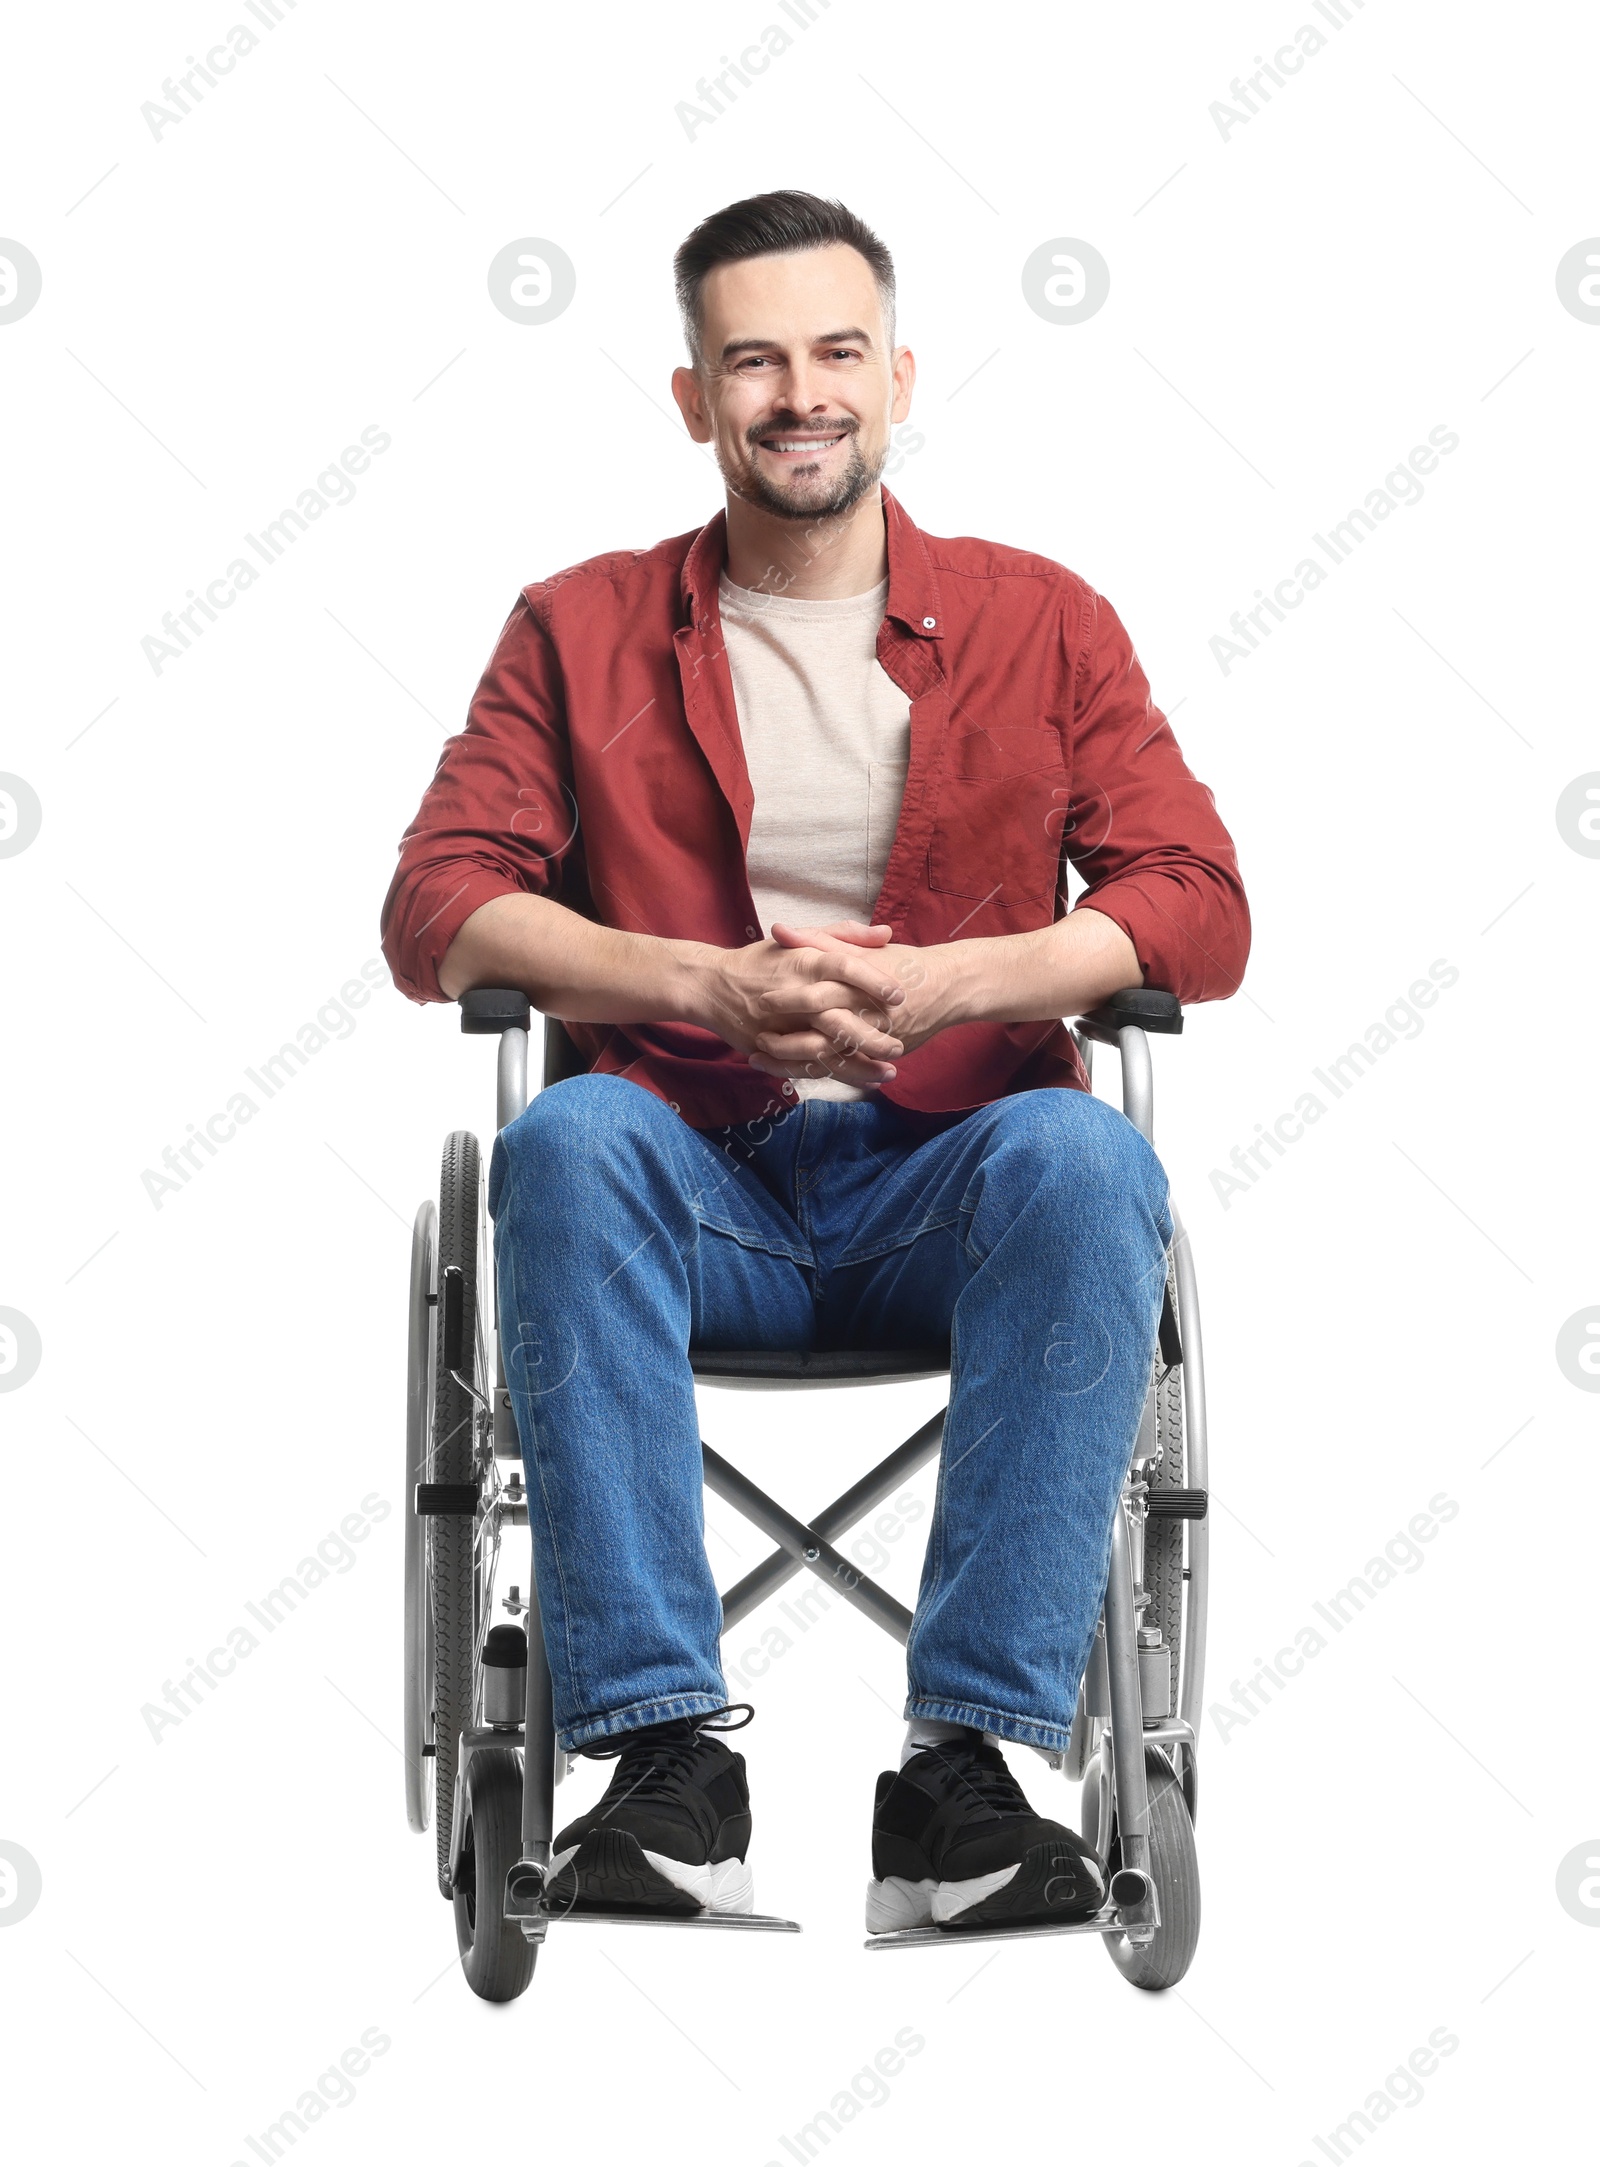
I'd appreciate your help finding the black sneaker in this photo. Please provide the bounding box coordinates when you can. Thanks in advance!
[867,1731,1106,1933]
[547,1709,754,1917]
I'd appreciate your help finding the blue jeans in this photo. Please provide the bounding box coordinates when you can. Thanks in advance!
[488,1075,1172,1755]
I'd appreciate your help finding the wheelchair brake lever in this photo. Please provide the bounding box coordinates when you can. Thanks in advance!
[438,1262,494,1415]
[448,1367,493,1415]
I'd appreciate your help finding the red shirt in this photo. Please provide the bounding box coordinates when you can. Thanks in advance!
[380,489,1249,1129]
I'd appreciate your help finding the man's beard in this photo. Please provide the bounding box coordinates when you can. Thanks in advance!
[720,421,887,523]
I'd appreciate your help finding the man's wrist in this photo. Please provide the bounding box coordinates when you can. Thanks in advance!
[661,940,725,1031]
[920,939,983,1031]
[944,913,1141,1028]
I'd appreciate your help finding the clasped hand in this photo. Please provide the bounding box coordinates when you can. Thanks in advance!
[702,921,953,1089]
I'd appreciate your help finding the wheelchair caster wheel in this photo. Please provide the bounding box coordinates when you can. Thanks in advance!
[453,1748,537,2002]
[1083,1742,1200,1990]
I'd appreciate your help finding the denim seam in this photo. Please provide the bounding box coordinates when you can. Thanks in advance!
[795,1100,838,1249]
[904,1312,957,1671]
[691,1214,812,1267]
[562,1690,728,1752]
[688,1114,815,1264]
[496,1159,583,1706]
[830,1209,962,1271]
[902,1696,1073,1751]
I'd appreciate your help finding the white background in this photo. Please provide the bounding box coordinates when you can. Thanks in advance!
[3,0,1596,2159]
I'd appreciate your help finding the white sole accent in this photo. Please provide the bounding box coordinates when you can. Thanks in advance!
[549,1840,753,1915]
[931,1864,1021,1923]
[645,1849,755,1915]
[864,1864,1023,1934]
[865,1876,938,1933]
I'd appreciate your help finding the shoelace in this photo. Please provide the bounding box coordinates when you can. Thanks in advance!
[585,1704,753,1809]
[926,1737,1030,1819]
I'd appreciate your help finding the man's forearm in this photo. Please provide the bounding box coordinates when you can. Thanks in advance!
[439,894,909,1087]
[933,908,1142,1030]
[438,892,703,1023]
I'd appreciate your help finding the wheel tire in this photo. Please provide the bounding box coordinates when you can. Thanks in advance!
[404,1200,437,1834]
[453,1748,537,2003]
[1083,1742,1201,1991]
[430,1131,487,1898]
[1145,1263,1188,1713]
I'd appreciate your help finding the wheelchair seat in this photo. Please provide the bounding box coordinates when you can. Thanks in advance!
[689,1346,949,1387]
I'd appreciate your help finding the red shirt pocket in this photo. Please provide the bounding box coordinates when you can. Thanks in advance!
[927,726,1066,906]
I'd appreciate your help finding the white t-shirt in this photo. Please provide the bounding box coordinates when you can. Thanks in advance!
[718,573,911,1101]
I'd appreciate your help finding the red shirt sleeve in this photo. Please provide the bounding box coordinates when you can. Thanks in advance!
[379,595,583,1004]
[1064,586,1250,1002]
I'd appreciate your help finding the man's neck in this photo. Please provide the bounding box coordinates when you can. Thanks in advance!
[722,486,889,599]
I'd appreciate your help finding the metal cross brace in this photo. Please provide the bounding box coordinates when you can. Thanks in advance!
[703,1409,945,1643]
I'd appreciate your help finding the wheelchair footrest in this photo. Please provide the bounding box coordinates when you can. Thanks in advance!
[544,1909,802,1933]
[414,1482,480,1516]
[864,1898,1154,1953]
[1146,1487,1207,1519]
[503,1861,800,1934]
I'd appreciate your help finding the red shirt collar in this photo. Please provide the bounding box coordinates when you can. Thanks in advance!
[679,485,945,639]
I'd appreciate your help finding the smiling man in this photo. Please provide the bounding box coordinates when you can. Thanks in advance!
[381,191,1249,1935]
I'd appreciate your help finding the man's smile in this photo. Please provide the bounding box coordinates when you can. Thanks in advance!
[753,427,851,461]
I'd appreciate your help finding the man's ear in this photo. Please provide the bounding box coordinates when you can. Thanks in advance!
[671,364,713,443]
[890,345,916,427]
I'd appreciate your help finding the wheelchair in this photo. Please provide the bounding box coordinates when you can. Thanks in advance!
[403,985,1210,2003]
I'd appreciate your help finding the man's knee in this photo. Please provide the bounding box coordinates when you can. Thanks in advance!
[983,1088,1168,1219]
[490,1074,678,1216]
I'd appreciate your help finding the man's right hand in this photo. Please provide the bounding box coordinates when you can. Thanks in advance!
[681,936,906,1087]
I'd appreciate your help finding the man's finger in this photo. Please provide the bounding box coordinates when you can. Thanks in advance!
[755,1017,903,1062]
[758,980,894,1025]
[770,919,892,951]
[759,975,887,1015]
[749,1049,898,1084]
[757,1010,904,1054]
[797,948,904,1006]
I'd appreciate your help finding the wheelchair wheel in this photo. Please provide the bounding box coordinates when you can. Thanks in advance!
[403,1199,438,1833]
[453,1747,537,2000]
[1082,1740,1200,1990]
[1145,1262,1189,1724]
[429,1131,491,1898]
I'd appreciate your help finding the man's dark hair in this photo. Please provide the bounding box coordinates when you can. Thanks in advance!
[673,191,896,365]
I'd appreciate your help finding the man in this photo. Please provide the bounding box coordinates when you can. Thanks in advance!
[381,191,1248,1933]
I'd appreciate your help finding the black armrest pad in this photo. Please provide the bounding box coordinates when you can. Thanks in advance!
[459,987,532,1035]
[1077,986,1183,1045]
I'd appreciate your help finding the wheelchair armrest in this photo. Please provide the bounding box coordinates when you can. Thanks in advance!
[459,987,531,1035]
[1075,986,1183,1047]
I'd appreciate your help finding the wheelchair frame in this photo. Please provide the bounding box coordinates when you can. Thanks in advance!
[405,987,1210,1993]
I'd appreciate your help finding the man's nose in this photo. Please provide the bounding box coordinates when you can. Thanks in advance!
[779,358,831,414]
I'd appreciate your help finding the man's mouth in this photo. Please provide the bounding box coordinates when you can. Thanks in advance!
[755,429,850,459]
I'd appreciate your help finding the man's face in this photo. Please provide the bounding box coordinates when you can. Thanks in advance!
[672,243,914,523]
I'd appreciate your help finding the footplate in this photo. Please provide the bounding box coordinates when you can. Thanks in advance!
[864,1868,1158,1952]
[542,1910,801,1933]
[504,1860,800,1937]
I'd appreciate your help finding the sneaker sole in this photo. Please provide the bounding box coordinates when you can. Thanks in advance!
[546,1829,754,1918]
[867,1840,1104,1934]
